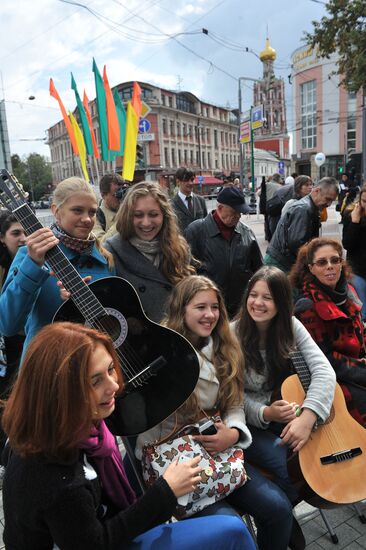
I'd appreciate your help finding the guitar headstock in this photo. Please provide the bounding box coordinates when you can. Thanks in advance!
[0,169,28,211]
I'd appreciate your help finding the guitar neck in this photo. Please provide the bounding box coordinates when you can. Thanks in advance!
[13,203,106,323]
[289,350,312,393]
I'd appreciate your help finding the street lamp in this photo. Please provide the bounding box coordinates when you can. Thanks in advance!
[238,76,262,189]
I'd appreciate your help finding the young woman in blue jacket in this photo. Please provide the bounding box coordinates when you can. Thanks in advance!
[0,177,114,355]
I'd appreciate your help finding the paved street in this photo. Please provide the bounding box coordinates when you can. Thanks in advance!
[0,203,365,549]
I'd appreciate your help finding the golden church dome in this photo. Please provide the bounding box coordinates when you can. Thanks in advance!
[259,37,276,62]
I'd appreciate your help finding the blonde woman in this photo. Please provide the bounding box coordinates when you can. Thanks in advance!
[136,275,294,550]
[0,177,114,356]
[105,181,195,322]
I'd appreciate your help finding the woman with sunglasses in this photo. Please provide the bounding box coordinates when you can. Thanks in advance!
[289,237,366,427]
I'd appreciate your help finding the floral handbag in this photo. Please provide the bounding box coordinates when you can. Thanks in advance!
[141,434,247,519]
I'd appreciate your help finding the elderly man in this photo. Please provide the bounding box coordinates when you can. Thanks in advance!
[185,186,263,318]
[94,173,129,242]
[171,167,207,233]
[265,176,339,272]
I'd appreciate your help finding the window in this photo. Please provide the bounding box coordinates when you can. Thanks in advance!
[169,120,175,136]
[206,128,210,142]
[168,96,173,107]
[190,150,194,164]
[178,149,182,165]
[202,152,206,168]
[207,152,211,168]
[214,129,218,148]
[162,94,166,105]
[196,151,200,165]
[120,87,133,100]
[347,92,357,154]
[171,149,176,166]
[221,153,225,168]
[183,123,187,137]
[189,125,193,138]
[176,94,195,114]
[162,119,167,134]
[164,147,169,166]
[176,122,181,136]
[184,150,188,164]
[301,80,317,149]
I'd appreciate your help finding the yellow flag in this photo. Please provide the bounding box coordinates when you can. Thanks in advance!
[122,102,138,182]
[69,111,89,182]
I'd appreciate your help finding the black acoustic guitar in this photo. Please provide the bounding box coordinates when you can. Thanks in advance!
[0,169,200,436]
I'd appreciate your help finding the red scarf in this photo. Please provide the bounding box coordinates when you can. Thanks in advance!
[212,210,235,240]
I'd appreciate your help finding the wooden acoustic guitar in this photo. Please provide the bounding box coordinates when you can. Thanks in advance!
[281,349,366,506]
[0,169,200,436]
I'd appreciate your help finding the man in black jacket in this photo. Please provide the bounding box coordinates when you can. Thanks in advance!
[185,186,263,318]
[265,177,338,272]
[171,167,207,233]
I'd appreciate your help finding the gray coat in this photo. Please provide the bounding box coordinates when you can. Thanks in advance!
[105,235,172,323]
[171,193,207,233]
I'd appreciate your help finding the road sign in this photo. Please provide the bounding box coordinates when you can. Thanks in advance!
[278,161,285,175]
[241,110,251,123]
[197,175,204,186]
[137,133,155,142]
[141,101,151,118]
[251,105,264,130]
[240,121,251,143]
[139,118,151,133]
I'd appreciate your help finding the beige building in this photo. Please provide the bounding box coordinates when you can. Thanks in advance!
[47,82,241,187]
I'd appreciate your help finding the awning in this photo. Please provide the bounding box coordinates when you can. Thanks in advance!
[193,176,222,185]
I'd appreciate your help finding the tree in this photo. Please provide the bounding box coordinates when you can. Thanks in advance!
[11,153,52,201]
[305,0,366,93]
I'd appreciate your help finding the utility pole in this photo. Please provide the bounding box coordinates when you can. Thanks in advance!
[250,106,255,192]
[238,77,261,186]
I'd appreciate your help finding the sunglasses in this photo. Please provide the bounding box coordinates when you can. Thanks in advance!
[311,256,342,268]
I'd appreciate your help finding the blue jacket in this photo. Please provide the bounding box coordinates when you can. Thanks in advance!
[0,243,114,354]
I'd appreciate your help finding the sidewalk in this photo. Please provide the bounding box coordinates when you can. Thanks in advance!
[0,205,364,549]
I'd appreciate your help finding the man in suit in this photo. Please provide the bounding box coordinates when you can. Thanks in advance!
[171,167,207,233]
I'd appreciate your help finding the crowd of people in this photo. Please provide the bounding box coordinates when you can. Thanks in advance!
[0,166,365,550]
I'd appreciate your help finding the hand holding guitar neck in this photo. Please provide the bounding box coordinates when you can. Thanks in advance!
[26,228,59,266]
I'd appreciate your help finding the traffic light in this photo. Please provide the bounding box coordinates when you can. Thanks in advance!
[136,144,144,167]
[339,166,343,174]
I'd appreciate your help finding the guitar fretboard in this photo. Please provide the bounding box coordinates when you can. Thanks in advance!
[14,203,106,323]
[289,349,312,393]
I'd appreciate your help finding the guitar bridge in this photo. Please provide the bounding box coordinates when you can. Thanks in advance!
[320,447,362,465]
[123,356,167,392]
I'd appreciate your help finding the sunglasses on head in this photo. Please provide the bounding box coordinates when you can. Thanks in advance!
[311,256,342,267]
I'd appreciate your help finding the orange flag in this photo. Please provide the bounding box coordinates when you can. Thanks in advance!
[49,78,79,156]
[83,91,100,159]
[131,81,142,125]
[103,66,120,152]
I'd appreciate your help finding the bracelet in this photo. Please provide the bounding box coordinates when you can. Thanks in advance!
[295,407,302,417]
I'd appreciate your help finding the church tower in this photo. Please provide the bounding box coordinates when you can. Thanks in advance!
[253,36,289,159]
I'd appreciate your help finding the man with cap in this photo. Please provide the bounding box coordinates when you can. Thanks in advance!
[185,186,263,318]
[171,167,208,233]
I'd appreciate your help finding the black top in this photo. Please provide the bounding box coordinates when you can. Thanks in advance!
[3,450,177,550]
[342,213,366,278]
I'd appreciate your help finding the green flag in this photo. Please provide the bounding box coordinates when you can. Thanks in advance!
[110,88,127,161]
[71,73,93,157]
[92,58,109,161]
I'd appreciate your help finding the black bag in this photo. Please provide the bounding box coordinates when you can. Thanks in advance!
[266,193,284,217]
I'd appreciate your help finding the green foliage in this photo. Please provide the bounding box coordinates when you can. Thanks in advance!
[305,0,366,93]
[11,153,52,201]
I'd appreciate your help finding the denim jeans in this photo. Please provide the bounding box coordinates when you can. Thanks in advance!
[244,424,299,504]
[194,463,293,550]
[127,515,256,550]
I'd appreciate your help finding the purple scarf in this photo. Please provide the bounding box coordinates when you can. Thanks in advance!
[80,420,136,510]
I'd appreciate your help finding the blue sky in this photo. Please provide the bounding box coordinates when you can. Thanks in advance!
[0,0,327,159]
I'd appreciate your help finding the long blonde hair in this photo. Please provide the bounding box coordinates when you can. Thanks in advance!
[163,275,244,418]
[115,182,194,284]
[52,177,113,270]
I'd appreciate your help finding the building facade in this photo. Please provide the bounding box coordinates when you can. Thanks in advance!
[291,44,363,180]
[47,82,242,187]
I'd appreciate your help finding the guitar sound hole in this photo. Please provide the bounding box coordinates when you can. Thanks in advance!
[90,307,128,348]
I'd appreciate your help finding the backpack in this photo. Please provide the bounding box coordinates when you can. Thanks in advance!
[266,193,284,217]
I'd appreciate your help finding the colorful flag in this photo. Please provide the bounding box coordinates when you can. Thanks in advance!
[49,78,79,156]
[83,91,100,159]
[71,73,93,156]
[109,88,126,161]
[122,102,138,181]
[103,66,120,152]
[131,81,142,125]
[92,58,109,161]
[69,111,89,182]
